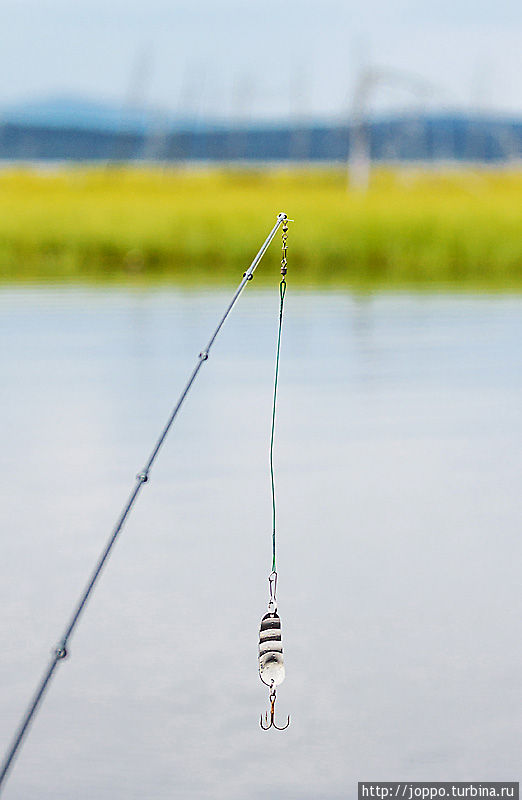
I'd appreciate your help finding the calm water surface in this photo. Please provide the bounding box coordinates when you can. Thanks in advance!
[1,286,521,799]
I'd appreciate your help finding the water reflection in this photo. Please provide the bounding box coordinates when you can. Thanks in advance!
[1,286,521,799]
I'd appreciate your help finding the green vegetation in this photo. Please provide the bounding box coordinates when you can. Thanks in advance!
[1,166,521,287]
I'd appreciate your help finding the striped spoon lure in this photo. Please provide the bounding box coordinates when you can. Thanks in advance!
[259,572,290,730]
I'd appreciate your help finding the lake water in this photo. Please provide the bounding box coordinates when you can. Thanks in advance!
[1,286,521,799]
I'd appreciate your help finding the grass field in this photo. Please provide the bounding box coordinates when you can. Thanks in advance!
[0,166,521,287]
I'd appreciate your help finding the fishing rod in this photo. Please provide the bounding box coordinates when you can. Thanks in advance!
[0,211,289,794]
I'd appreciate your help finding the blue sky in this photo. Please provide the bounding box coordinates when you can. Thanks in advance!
[2,0,521,119]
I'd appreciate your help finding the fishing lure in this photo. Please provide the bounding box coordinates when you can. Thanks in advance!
[259,572,290,730]
[259,220,291,731]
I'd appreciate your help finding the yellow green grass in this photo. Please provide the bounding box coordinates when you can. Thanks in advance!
[0,166,521,287]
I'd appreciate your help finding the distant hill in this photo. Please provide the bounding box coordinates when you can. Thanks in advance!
[0,96,149,132]
[0,95,219,133]
[0,96,520,163]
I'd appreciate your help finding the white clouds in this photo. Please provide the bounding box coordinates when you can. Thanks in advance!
[0,0,521,116]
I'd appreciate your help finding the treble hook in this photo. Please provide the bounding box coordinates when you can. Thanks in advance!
[260,688,290,731]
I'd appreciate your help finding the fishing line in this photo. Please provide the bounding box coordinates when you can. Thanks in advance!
[0,212,289,794]
[259,218,291,731]
[269,253,287,574]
